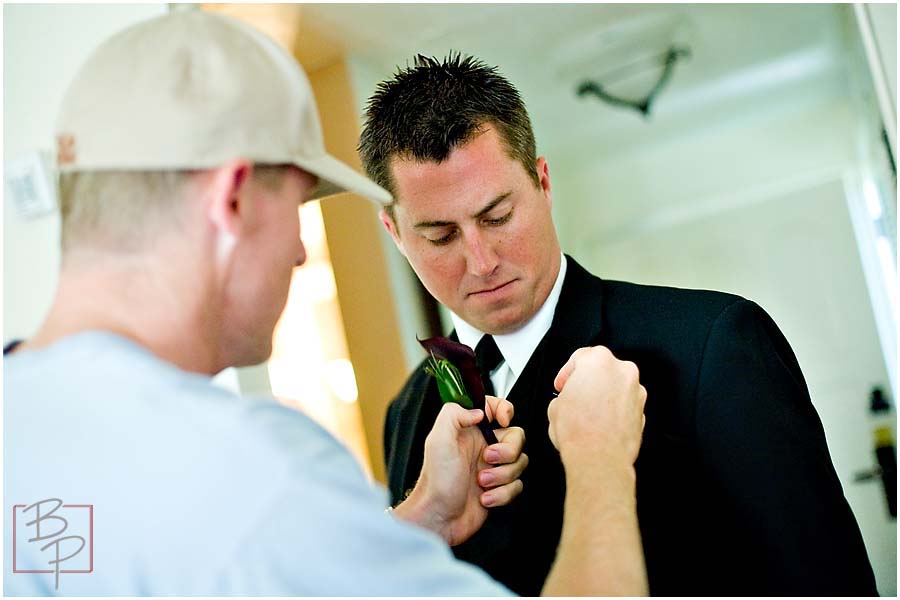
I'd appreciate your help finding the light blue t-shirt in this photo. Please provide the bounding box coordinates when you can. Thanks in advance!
[4,331,512,596]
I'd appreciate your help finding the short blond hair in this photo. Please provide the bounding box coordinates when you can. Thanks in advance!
[59,165,290,252]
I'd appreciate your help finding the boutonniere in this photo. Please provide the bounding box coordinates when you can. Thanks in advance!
[418,336,498,444]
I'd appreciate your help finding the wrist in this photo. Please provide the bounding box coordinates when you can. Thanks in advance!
[390,479,451,542]
[562,450,637,499]
[560,442,636,475]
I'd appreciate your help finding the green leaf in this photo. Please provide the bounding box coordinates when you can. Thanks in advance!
[426,354,474,409]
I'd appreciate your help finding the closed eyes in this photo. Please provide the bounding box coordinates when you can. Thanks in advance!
[425,210,513,246]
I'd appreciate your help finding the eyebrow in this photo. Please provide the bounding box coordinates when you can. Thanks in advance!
[412,192,512,229]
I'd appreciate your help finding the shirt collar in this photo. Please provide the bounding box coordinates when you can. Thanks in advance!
[451,253,568,380]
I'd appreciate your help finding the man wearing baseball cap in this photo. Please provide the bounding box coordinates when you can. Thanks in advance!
[4,9,647,596]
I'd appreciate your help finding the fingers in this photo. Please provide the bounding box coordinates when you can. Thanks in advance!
[484,395,514,427]
[482,426,525,465]
[480,479,524,508]
[478,451,528,489]
[479,426,528,507]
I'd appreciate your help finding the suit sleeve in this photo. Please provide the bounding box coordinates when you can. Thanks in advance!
[693,299,877,595]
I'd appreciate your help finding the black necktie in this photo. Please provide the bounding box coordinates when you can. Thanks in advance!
[474,335,504,397]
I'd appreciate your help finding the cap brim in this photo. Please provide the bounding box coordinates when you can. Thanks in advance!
[294,153,392,205]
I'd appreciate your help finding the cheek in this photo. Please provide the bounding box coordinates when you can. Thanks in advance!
[494,222,528,263]
[280,214,302,263]
[507,214,550,266]
[409,244,463,292]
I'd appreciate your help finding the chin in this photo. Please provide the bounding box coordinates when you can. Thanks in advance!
[478,313,530,335]
[487,323,525,336]
[228,341,272,369]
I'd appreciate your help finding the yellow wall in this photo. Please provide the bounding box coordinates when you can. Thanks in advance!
[308,59,408,484]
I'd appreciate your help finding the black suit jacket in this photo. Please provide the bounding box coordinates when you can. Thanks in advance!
[384,257,877,596]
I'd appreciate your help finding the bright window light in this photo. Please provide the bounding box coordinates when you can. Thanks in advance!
[325,358,359,404]
[864,179,883,221]
[876,235,897,315]
[266,201,371,474]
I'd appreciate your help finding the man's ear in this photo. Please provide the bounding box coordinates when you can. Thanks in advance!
[203,159,254,271]
[206,159,254,240]
[536,157,552,209]
[379,207,406,257]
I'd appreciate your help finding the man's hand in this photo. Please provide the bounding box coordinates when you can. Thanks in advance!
[543,345,649,597]
[392,396,527,546]
[548,345,647,468]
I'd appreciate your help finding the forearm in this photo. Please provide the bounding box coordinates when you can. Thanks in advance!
[543,463,647,597]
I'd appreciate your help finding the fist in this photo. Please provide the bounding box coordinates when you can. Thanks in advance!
[547,346,647,467]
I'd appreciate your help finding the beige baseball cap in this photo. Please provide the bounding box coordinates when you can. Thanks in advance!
[54,9,391,205]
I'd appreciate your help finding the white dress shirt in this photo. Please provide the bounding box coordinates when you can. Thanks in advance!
[451,253,567,399]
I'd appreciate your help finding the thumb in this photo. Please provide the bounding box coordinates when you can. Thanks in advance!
[457,408,484,429]
[553,353,579,393]
[435,403,483,432]
[553,347,595,392]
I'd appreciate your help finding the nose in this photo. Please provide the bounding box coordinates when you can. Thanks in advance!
[295,239,307,268]
[464,231,499,278]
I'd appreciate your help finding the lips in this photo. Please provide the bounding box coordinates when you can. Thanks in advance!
[468,279,516,297]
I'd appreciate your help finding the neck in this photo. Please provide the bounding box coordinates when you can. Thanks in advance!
[24,248,223,374]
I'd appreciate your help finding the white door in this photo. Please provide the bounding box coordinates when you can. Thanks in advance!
[586,175,897,595]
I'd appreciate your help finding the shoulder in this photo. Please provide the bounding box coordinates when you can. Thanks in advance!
[600,278,744,318]
[242,396,364,470]
[595,278,752,344]
[562,257,746,335]
[573,277,790,399]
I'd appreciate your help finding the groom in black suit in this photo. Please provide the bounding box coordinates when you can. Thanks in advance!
[358,54,877,596]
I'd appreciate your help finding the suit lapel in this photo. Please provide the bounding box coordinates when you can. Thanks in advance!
[499,258,604,502]
[507,256,605,408]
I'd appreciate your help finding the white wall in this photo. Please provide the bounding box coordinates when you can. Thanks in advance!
[4,4,167,343]
[550,94,855,245]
